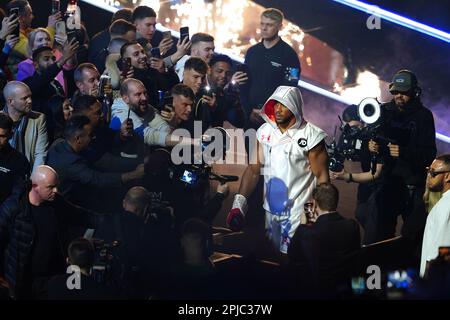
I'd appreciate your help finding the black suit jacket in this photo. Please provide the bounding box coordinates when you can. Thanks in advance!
[288,212,361,287]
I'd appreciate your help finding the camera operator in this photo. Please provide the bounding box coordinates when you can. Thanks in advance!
[328,104,384,245]
[47,238,118,300]
[206,54,247,128]
[370,70,436,248]
[94,186,177,298]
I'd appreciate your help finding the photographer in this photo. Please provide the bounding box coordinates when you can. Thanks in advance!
[328,104,384,245]
[47,238,117,300]
[370,70,436,248]
[95,186,177,298]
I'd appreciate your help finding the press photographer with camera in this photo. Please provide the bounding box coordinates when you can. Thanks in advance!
[94,186,177,298]
[47,238,118,300]
[328,104,384,244]
[368,70,436,250]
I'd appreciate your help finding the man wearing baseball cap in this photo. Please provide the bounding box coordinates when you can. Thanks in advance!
[369,69,436,257]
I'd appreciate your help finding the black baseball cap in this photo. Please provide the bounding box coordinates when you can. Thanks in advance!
[389,70,417,93]
[32,46,53,61]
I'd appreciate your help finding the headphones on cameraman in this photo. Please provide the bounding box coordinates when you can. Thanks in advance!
[388,69,422,99]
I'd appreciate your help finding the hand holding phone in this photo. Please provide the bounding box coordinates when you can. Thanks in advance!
[0,14,18,40]
[120,117,134,139]
[236,63,247,73]
[160,105,175,125]
[180,26,189,43]
[121,57,132,77]
[163,31,172,40]
[9,8,20,38]
[150,47,161,58]
[52,0,61,15]
[55,21,66,37]
[54,21,67,45]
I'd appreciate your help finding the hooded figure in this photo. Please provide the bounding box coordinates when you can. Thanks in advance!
[257,86,327,253]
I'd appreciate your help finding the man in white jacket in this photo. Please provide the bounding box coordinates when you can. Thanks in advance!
[110,78,170,146]
[226,86,329,254]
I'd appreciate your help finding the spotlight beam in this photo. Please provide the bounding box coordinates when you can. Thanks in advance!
[332,0,450,43]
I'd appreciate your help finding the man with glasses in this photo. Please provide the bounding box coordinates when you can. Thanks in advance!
[370,70,436,252]
[420,155,450,277]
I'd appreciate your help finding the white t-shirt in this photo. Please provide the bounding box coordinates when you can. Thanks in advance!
[420,189,450,277]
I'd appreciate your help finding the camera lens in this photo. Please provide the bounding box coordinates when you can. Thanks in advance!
[363,104,376,117]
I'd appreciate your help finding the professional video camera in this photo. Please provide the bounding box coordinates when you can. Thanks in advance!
[90,238,121,284]
[328,98,393,172]
[169,126,238,187]
[172,163,238,187]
